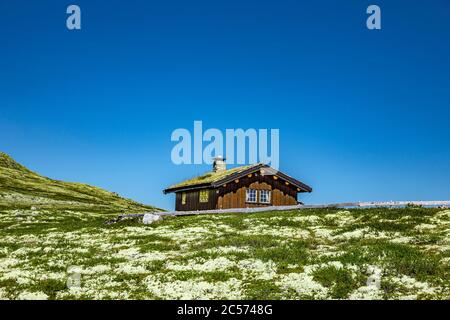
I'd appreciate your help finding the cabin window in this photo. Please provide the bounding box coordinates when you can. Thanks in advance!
[181,192,187,205]
[199,190,209,203]
[260,190,271,203]
[246,189,257,203]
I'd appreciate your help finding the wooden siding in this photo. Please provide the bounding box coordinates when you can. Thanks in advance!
[175,189,217,211]
[216,173,298,209]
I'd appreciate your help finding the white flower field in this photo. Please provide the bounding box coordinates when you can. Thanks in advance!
[0,207,449,300]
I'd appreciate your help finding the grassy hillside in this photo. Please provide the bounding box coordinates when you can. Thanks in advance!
[0,205,448,300]
[0,152,158,214]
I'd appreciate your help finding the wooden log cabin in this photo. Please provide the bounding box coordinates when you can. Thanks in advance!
[163,157,312,211]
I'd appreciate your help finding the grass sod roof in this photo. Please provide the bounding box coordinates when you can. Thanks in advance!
[164,163,312,193]
[164,164,259,192]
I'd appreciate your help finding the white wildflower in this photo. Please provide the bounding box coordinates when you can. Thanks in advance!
[277,272,328,299]
[17,291,49,300]
[205,246,250,254]
[145,276,242,299]
[348,286,384,300]
[116,263,147,274]
[291,215,320,224]
[166,257,234,272]
[335,228,370,240]
[237,259,277,280]
[415,224,437,231]
[390,275,436,298]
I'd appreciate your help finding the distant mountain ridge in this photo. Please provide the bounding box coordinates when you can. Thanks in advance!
[0,152,159,214]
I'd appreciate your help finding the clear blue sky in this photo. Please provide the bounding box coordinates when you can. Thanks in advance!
[1,1,449,210]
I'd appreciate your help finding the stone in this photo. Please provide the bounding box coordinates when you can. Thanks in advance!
[142,213,162,224]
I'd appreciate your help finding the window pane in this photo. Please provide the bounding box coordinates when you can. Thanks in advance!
[246,189,256,202]
[199,190,209,203]
[181,193,186,205]
[260,190,271,203]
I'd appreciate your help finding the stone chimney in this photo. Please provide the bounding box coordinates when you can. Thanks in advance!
[212,156,226,173]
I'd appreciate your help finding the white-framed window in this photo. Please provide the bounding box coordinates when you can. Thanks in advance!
[246,189,257,203]
[181,192,187,205]
[260,190,271,204]
[199,190,209,203]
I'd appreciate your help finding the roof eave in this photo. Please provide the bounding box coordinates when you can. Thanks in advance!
[274,170,313,192]
[163,182,212,194]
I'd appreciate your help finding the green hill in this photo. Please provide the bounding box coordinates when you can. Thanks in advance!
[0,152,158,214]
